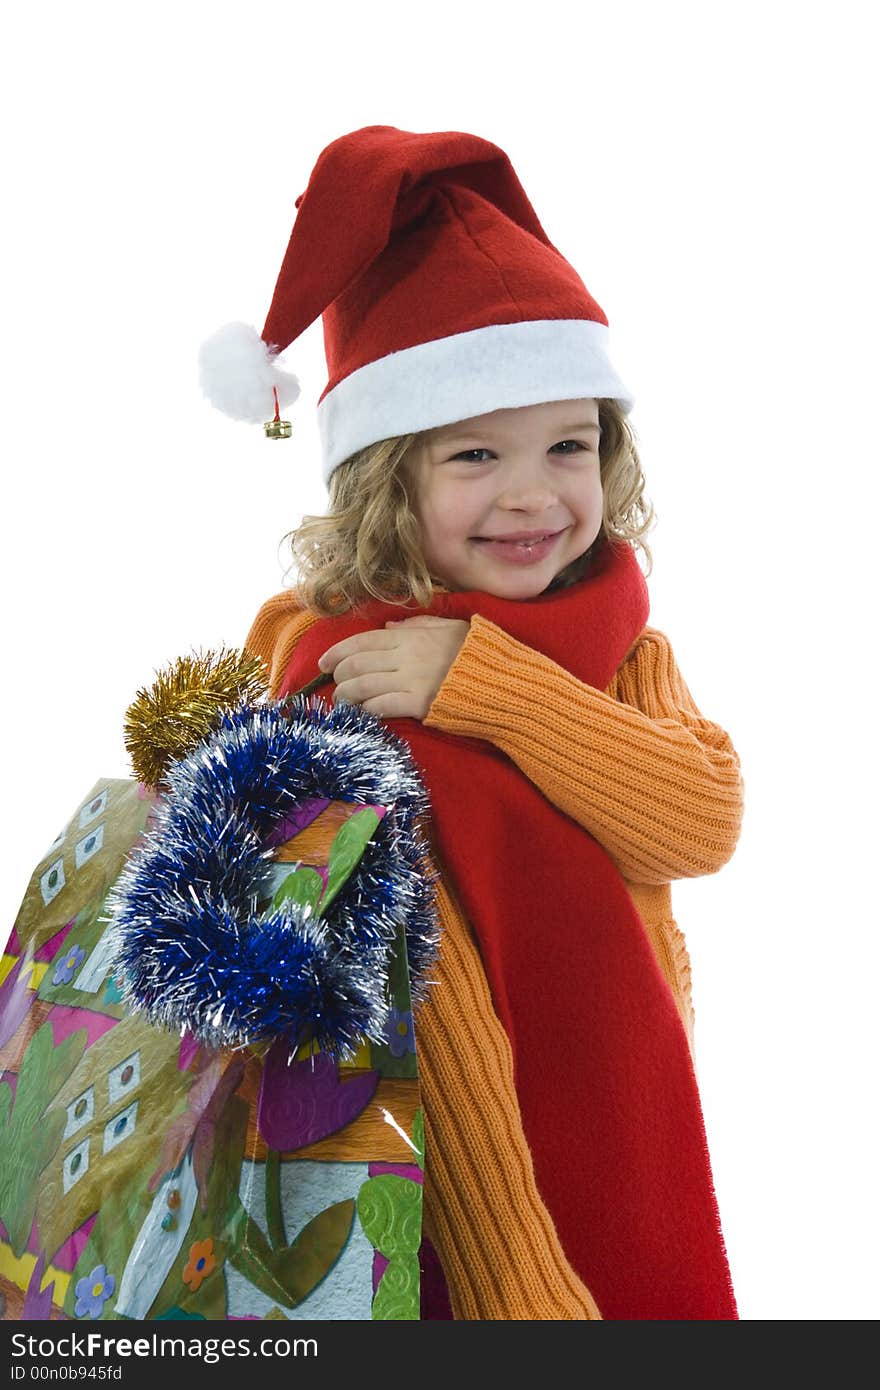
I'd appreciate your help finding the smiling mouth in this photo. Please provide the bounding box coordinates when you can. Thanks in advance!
[468,531,567,569]
[472,531,562,545]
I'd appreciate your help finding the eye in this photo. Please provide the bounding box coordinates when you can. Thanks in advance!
[450,440,592,463]
[452,449,492,463]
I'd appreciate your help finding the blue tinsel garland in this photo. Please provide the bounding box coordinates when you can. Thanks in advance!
[103,694,440,1059]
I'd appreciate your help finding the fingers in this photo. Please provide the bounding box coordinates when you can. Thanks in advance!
[359,691,424,719]
[383,619,450,631]
[318,628,398,673]
[330,647,401,690]
[333,670,404,706]
[319,617,457,671]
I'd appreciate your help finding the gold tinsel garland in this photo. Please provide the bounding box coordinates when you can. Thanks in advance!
[124,646,270,789]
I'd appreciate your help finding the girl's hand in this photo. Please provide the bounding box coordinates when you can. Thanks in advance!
[317,616,471,721]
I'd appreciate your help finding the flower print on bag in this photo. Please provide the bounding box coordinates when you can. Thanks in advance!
[387,1006,416,1057]
[52,944,86,987]
[74,1264,115,1319]
[182,1238,216,1292]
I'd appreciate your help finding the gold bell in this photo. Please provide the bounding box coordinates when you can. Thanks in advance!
[264,384,292,439]
[264,417,292,439]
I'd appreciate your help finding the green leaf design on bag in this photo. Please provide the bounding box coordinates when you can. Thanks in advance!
[412,1108,425,1167]
[356,1173,422,1259]
[0,1022,87,1256]
[358,1169,424,1321]
[318,809,381,915]
[225,1196,355,1307]
[373,1251,420,1320]
[264,1149,286,1251]
[272,866,324,916]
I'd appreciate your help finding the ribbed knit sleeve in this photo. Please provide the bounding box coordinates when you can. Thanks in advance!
[423,616,744,885]
[244,590,320,693]
[419,871,601,1320]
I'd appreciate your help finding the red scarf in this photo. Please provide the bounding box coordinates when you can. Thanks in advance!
[277,537,737,1319]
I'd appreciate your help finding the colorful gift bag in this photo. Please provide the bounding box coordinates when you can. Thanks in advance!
[0,689,439,1322]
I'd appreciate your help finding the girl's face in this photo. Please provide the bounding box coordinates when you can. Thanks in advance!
[411,398,604,598]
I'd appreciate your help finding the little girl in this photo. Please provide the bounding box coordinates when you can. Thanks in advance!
[200,124,744,1321]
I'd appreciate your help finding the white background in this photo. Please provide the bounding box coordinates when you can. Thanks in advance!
[2,1,877,1320]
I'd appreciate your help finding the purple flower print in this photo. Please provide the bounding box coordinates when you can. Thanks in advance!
[52,944,86,987]
[0,956,35,1048]
[74,1264,115,1319]
[387,1006,416,1058]
[23,1251,55,1320]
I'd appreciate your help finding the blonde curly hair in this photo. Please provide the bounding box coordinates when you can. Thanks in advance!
[282,397,655,617]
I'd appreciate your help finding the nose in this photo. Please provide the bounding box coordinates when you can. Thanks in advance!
[495,473,559,513]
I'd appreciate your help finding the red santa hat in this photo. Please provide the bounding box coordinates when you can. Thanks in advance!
[198,124,634,485]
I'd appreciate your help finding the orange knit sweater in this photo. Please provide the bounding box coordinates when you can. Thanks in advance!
[244,594,744,1320]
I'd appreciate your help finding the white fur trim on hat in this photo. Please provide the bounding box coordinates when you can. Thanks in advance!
[197,321,301,424]
[316,318,633,483]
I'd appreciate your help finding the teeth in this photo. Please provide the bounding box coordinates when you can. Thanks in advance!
[478,535,550,545]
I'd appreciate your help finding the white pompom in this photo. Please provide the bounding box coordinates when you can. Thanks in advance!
[197,321,301,424]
